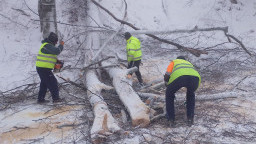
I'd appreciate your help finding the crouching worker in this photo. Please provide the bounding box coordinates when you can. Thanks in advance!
[35,32,65,104]
[164,56,201,127]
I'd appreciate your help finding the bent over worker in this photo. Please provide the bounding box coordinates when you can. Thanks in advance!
[164,56,201,127]
[124,32,143,85]
[36,32,64,104]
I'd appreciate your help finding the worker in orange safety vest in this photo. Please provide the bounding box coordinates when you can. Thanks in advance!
[164,56,201,127]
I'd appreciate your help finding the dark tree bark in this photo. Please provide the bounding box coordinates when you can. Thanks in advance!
[38,0,58,38]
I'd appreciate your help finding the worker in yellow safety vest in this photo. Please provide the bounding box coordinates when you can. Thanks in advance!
[124,32,143,85]
[164,56,201,127]
[36,32,65,104]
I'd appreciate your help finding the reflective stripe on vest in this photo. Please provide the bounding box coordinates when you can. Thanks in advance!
[37,54,56,59]
[129,48,141,51]
[170,66,195,75]
[168,59,201,87]
[36,42,57,69]
[133,56,142,61]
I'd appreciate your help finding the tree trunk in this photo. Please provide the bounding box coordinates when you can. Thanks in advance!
[102,61,150,127]
[38,0,58,38]
[84,70,121,143]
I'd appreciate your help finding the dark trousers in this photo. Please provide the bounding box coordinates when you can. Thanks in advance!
[36,67,59,101]
[128,60,143,83]
[165,75,199,121]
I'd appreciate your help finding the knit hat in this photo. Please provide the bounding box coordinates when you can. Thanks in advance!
[48,32,58,44]
[124,32,131,40]
[177,56,186,60]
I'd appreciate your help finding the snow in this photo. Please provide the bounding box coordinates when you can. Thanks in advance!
[0,0,256,143]
[0,0,40,91]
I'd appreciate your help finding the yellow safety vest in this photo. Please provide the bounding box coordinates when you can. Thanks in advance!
[126,36,142,62]
[168,59,201,88]
[36,42,57,69]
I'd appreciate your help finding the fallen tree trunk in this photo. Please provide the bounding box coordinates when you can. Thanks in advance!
[84,70,121,143]
[102,61,150,127]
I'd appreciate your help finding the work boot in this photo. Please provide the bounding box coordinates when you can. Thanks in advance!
[187,118,194,127]
[37,99,50,104]
[53,98,65,103]
[168,120,175,128]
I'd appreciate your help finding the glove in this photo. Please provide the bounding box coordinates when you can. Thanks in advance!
[60,41,64,45]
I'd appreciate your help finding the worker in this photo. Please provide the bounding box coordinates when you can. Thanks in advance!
[164,56,201,127]
[124,32,143,85]
[36,32,65,104]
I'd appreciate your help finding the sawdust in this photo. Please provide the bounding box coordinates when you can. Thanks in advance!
[0,122,74,143]
[0,105,82,144]
[24,105,79,121]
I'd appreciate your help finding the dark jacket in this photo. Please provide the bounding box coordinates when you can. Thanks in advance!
[41,38,63,55]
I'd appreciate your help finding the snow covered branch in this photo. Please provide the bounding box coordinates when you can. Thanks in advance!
[82,56,115,70]
[90,0,207,57]
[91,26,123,62]
[130,27,229,35]
[91,0,252,57]
[224,33,252,56]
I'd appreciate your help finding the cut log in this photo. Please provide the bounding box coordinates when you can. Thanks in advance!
[102,61,150,127]
[84,70,121,142]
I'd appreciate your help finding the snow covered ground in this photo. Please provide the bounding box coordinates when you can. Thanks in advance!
[1,0,256,143]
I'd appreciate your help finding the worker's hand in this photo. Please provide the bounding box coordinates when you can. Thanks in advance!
[60,41,64,45]
[127,74,132,79]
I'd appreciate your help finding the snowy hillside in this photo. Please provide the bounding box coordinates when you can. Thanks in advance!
[1,0,256,143]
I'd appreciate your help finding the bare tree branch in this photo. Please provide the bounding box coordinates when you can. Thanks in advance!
[225,33,252,56]
[91,0,207,57]
[24,0,39,16]
[0,13,28,28]
[91,26,123,62]
[32,19,111,29]
[82,56,115,70]
[131,27,228,35]
[57,76,87,91]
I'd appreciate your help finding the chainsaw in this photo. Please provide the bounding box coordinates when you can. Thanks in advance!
[54,60,64,73]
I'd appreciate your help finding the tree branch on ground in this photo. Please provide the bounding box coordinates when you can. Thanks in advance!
[57,75,87,91]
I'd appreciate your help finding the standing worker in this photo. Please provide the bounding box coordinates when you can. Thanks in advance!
[36,32,65,104]
[124,32,144,85]
[164,56,201,127]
